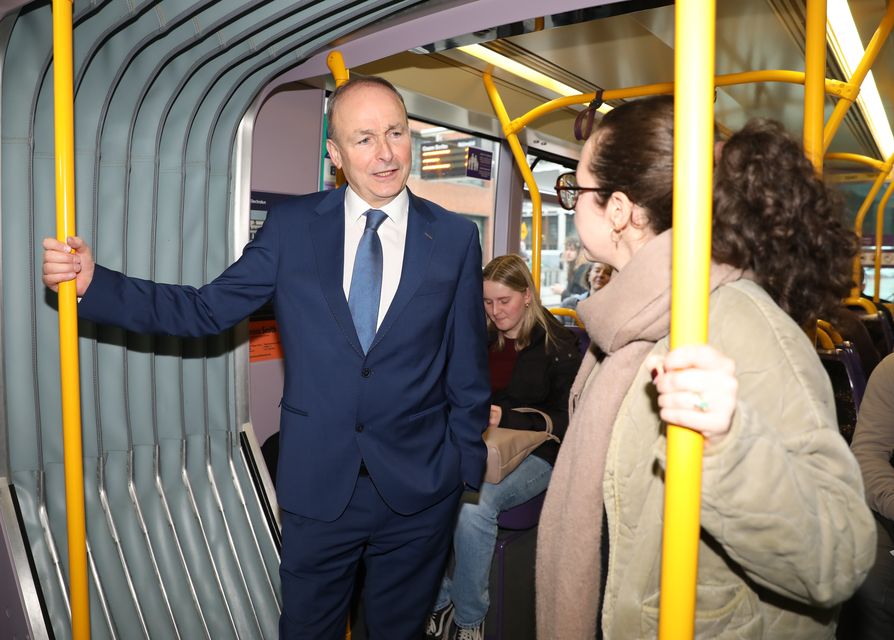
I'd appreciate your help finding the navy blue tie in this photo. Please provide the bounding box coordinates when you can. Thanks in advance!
[349,209,388,353]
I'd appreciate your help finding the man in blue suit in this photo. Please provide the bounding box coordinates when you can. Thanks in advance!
[42,76,491,639]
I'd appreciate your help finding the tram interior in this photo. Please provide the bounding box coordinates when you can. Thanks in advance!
[1,0,893,637]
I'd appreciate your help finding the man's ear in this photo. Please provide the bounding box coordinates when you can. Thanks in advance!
[326,138,342,169]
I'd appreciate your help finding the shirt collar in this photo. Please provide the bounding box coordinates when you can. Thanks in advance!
[344,186,409,225]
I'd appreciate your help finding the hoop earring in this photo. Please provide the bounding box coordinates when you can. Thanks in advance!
[610,227,622,246]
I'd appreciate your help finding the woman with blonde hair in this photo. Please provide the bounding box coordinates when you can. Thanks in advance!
[427,254,580,640]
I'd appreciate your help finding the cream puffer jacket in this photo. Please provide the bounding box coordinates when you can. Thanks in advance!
[599,280,876,638]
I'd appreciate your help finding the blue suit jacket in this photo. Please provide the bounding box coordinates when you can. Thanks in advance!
[78,187,491,520]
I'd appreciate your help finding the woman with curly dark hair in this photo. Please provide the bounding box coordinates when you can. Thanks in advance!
[536,95,875,639]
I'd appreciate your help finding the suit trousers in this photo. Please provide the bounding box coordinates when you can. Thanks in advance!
[279,475,463,639]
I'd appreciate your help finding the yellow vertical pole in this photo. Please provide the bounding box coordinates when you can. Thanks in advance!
[482,70,542,285]
[659,0,715,637]
[872,180,894,302]
[850,157,893,296]
[52,1,90,638]
[803,0,826,172]
[822,2,894,152]
[326,51,349,189]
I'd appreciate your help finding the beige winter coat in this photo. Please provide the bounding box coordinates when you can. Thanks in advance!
[596,280,876,638]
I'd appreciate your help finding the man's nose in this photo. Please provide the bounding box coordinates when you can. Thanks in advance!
[377,138,395,161]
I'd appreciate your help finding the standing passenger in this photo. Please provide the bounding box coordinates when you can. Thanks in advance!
[427,254,580,640]
[42,76,491,640]
[537,95,875,639]
[841,352,894,638]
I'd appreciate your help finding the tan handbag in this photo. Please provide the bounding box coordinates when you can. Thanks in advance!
[482,408,560,484]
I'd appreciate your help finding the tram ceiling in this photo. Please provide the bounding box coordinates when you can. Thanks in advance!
[355,0,894,160]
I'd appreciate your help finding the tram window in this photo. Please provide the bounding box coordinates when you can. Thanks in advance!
[524,154,579,307]
[863,266,894,301]
[406,119,499,264]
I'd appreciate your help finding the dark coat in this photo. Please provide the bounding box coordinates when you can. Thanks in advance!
[490,316,581,466]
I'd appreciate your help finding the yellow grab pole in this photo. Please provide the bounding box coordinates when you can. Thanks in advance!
[326,50,349,188]
[326,50,349,87]
[872,179,894,302]
[659,0,715,638]
[823,2,894,152]
[844,153,894,296]
[483,70,543,285]
[52,1,90,638]
[803,0,826,171]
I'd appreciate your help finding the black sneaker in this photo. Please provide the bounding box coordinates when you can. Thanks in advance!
[425,603,454,640]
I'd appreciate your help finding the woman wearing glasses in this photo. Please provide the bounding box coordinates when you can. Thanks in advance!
[537,95,875,639]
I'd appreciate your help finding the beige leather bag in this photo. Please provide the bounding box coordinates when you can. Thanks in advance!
[482,408,560,484]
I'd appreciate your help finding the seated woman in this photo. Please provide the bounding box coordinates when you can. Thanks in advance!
[427,254,582,640]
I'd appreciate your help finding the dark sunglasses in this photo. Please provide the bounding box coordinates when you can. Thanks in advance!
[554,172,612,210]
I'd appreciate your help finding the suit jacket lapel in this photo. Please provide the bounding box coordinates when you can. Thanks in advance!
[310,187,364,356]
[369,191,436,352]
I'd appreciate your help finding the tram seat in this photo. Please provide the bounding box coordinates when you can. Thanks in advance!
[485,491,545,640]
[818,347,866,444]
[851,309,894,356]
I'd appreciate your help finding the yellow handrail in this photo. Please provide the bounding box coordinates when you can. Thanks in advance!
[482,69,543,286]
[827,151,894,297]
[844,296,877,314]
[658,1,715,637]
[803,0,826,171]
[548,307,583,328]
[505,71,850,137]
[52,1,90,638]
[815,326,836,350]
[823,2,894,152]
[816,319,844,345]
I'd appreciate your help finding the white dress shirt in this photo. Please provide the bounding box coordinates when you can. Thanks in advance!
[342,186,409,330]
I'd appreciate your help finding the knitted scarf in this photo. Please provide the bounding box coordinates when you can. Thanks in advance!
[535,230,743,639]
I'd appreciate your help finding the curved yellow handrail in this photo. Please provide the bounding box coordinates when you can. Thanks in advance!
[52,0,90,638]
[844,296,877,314]
[827,151,894,297]
[548,307,583,328]
[815,326,836,350]
[505,71,850,137]
[816,319,844,345]
[483,69,543,285]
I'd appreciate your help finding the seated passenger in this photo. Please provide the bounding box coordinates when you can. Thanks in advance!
[561,261,614,310]
[551,236,590,301]
[537,96,875,639]
[840,353,894,639]
[427,254,581,640]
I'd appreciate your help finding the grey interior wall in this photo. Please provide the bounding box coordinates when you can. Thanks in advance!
[249,84,325,448]
[0,1,427,637]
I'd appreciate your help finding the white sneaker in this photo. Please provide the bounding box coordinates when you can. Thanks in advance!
[451,622,484,640]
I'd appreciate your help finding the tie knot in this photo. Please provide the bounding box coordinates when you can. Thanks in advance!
[365,209,388,232]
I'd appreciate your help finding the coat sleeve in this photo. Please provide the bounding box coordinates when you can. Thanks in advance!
[444,227,491,490]
[78,205,281,336]
[851,353,894,520]
[695,286,876,608]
